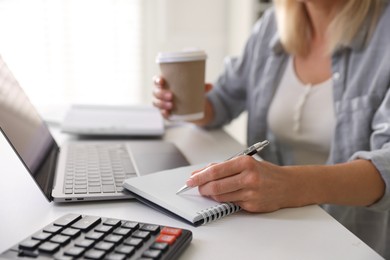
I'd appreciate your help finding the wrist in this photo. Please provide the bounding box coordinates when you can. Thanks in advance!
[281,160,385,208]
[281,165,326,208]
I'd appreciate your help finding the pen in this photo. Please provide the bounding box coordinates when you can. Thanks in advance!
[176,140,270,195]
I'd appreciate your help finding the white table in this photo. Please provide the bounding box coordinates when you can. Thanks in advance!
[0,123,383,259]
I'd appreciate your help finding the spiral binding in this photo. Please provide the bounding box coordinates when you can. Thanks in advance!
[197,202,241,225]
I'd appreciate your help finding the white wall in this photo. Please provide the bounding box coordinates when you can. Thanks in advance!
[224,0,258,144]
[143,0,228,98]
[0,0,260,144]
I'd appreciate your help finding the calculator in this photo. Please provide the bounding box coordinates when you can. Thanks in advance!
[0,213,192,259]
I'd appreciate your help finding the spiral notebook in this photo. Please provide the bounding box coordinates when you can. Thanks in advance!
[122,164,241,226]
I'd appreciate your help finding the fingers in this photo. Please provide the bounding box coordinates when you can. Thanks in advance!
[190,163,217,176]
[205,83,213,93]
[153,75,165,87]
[152,76,173,118]
[152,93,172,109]
[152,97,172,119]
[188,159,285,213]
[208,188,246,204]
[152,76,213,120]
[186,157,248,188]
[152,76,172,100]
[198,170,244,196]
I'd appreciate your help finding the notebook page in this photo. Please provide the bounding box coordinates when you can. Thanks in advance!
[123,163,223,223]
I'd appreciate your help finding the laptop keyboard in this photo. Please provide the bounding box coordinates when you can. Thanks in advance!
[0,213,192,260]
[64,143,136,195]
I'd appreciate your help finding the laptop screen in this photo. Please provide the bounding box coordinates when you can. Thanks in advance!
[0,56,58,200]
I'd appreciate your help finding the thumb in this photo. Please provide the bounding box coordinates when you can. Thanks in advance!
[205,83,213,93]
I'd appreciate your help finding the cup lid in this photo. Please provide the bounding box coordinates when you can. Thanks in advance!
[156,50,207,63]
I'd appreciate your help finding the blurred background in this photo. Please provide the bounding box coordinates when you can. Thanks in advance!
[0,0,271,144]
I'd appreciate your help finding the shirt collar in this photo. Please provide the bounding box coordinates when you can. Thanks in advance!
[269,33,284,55]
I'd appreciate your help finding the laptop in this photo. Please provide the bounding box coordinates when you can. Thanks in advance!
[0,56,189,202]
[61,104,165,137]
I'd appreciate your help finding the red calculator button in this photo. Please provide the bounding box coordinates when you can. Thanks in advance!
[155,234,176,245]
[161,227,182,237]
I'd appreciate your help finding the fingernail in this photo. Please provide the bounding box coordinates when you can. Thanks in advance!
[186,178,195,187]
[155,77,164,86]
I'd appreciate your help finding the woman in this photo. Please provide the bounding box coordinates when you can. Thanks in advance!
[153,0,390,257]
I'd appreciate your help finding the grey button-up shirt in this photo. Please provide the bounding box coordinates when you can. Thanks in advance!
[206,3,390,258]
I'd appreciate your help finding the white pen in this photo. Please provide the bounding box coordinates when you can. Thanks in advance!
[176,140,270,195]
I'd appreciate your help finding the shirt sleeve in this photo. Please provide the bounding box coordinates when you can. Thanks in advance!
[350,88,390,211]
[205,9,274,129]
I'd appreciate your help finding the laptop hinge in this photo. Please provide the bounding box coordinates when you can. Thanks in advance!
[44,143,60,202]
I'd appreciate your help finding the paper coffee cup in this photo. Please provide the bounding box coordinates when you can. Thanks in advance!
[156,50,207,121]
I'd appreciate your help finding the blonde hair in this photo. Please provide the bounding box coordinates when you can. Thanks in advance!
[273,0,384,56]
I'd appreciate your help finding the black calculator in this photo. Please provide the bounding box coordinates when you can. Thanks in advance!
[0,213,192,259]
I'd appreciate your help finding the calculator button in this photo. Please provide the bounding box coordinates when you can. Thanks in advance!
[132,230,150,240]
[151,242,169,252]
[38,241,60,253]
[121,221,139,229]
[74,239,95,249]
[95,224,114,233]
[104,234,123,244]
[103,219,121,227]
[85,231,105,241]
[105,253,127,260]
[32,232,52,241]
[161,226,182,237]
[61,227,81,238]
[84,249,106,259]
[113,227,133,237]
[19,239,40,250]
[43,225,62,234]
[123,238,143,248]
[64,246,85,257]
[71,216,101,231]
[115,245,135,255]
[140,224,160,234]
[94,241,115,252]
[142,249,162,259]
[156,234,176,245]
[50,234,71,245]
[54,214,82,227]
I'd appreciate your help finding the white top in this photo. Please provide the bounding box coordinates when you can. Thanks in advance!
[268,57,335,165]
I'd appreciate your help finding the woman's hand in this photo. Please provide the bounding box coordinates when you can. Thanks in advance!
[152,76,173,120]
[152,75,215,125]
[187,157,291,213]
[186,156,386,213]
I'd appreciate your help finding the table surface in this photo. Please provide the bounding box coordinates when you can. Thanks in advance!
[0,123,383,260]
